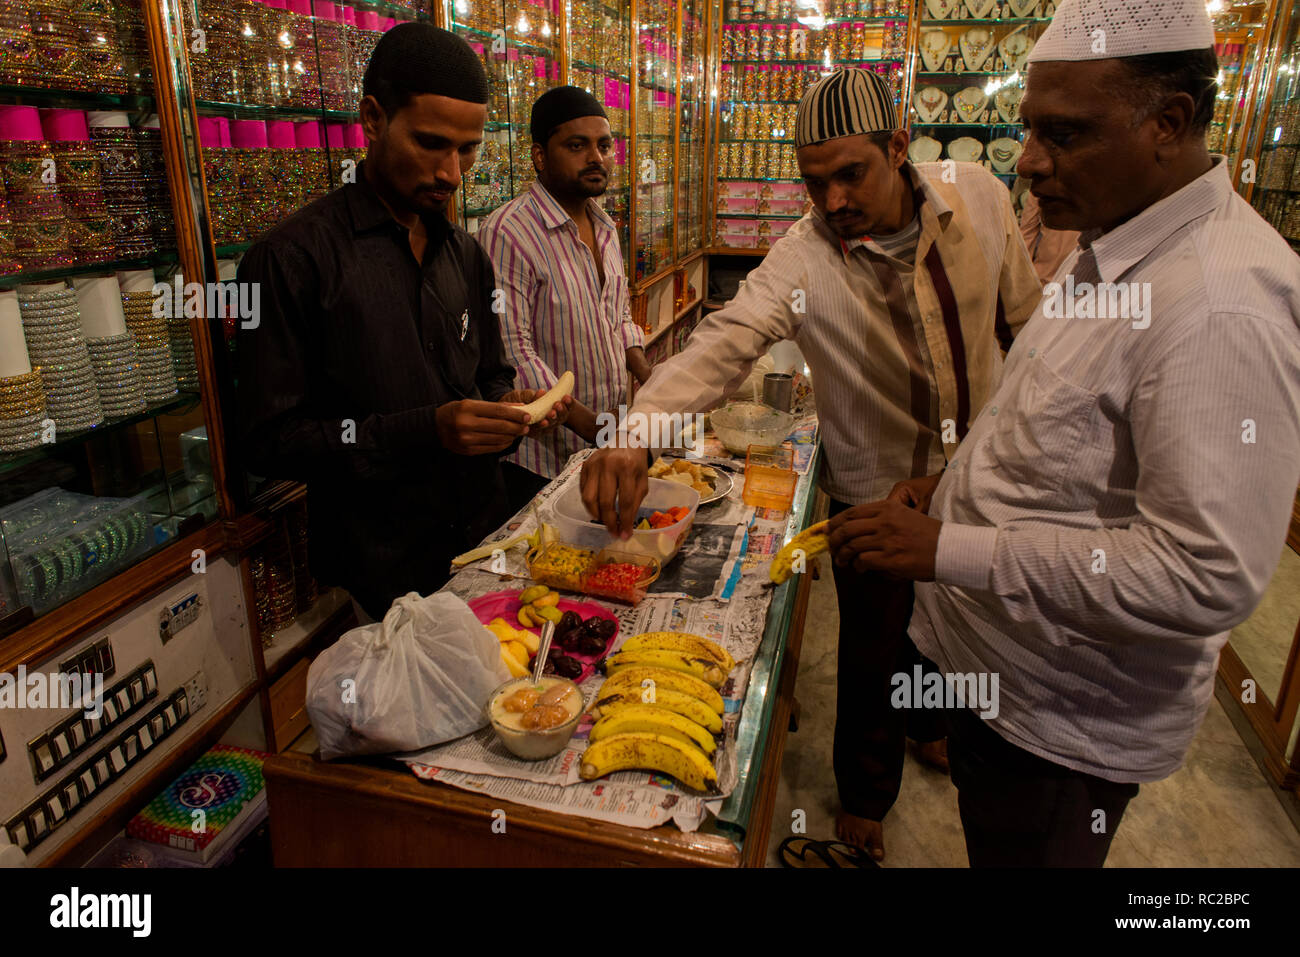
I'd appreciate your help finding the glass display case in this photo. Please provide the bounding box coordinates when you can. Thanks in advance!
[446,0,564,230]
[634,0,679,281]
[676,0,708,257]
[1239,0,1300,251]
[0,0,220,628]
[567,0,632,266]
[177,0,434,508]
[714,0,910,251]
[908,1,1054,198]
[1209,1,1273,167]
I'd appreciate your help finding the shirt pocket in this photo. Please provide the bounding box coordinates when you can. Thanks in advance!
[983,353,1102,502]
[423,272,481,398]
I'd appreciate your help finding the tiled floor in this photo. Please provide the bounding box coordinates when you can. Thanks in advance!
[763,566,1300,868]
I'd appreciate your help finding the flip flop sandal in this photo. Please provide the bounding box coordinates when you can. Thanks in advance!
[820,840,879,868]
[778,837,880,869]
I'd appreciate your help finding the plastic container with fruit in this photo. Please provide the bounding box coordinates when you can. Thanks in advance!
[581,549,659,605]
[486,676,583,760]
[548,477,700,563]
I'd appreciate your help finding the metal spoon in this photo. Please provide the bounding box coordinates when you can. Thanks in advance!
[532,618,556,683]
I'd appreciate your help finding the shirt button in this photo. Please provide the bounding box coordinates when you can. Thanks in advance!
[990,406,998,416]
[426,341,435,351]
[1028,348,1037,358]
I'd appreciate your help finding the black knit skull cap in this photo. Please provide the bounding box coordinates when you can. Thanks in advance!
[363,22,490,106]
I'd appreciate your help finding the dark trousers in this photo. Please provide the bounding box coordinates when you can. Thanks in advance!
[947,705,1139,867]
[502,461,551,516]
[830,498,946,822]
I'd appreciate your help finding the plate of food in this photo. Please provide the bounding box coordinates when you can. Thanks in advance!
[470,586,619,685]
[648,456,733,506]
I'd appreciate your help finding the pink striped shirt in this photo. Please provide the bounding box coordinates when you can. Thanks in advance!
[476,182,643,478]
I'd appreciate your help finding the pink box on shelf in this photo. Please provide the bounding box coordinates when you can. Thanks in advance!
[766,219,794,239]
[722,233,758,249]
[727,218,758,237]
[770,182,807,201]
[719,180,759,199]
[718,195,758,215]
[767,198,806,217]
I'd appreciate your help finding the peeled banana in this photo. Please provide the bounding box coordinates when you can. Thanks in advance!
[589,705,716,755]
[598,666,725,714]
[579,732,718,793]
[603,649,726,689]
[769,520,830,585]
[620,632,736,673]
[590,689,723,734]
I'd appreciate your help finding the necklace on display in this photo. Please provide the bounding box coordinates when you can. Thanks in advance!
[963,0,998,18]
[1006,0,1039,16]
[948,137,984,163]
[925,0,960,19]
[959,27,995,72]
[952,86,989,122]
[920,30,952,73]
[995,85,1024,123]
[909,136,943,164]
[998,29,1034,70]
[988,137,1023,172]
[913,87,949,123]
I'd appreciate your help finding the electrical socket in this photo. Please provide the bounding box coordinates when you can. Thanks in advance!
[182,671,208,713]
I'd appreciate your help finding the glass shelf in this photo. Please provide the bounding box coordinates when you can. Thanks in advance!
[919,17,1051,24]
[916,70,1023,77]
[0,395,198,477]
[0,86,155,112]
[724,57,904,65]
[193,99,361,123]
[726,16,903,26]
[570,59,631,80]
[0,251,182,289]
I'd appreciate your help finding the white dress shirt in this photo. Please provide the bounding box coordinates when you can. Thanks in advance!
[910,157,1300,782]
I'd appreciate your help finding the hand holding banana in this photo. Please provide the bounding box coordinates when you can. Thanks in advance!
[826,500,941,580]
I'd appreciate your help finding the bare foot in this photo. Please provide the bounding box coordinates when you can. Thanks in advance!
[914,737,950,774]
[836,810,885,861]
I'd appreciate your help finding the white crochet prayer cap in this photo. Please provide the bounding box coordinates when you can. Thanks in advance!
[1028,0,1215,63]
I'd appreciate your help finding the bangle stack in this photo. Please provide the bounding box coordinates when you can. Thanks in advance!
[121,289,178,402]
[85,331,145,418]
[18,281,102,432]
[0,369,47,451]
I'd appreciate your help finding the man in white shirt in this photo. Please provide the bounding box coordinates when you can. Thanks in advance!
[827,0,1300,866]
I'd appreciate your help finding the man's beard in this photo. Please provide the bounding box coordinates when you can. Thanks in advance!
[571,167,609,197]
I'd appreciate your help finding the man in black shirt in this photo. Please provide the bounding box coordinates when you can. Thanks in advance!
[237,24,567,621]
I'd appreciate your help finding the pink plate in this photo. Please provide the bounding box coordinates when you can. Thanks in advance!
[468,589,619,685]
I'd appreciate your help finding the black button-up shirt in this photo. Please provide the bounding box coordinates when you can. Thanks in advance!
[236,170,518,618]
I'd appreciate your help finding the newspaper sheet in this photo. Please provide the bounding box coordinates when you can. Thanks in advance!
[398,423,819,832]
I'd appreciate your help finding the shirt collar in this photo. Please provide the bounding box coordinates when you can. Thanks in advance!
[345,162,452,244]
[529,180,616,233]
[1079,155,1232,284]
[830,162,952,261]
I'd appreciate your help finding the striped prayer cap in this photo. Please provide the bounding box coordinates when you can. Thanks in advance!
[795,68,898,149]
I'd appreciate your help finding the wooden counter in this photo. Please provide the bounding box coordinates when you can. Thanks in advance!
[264,452,823,867]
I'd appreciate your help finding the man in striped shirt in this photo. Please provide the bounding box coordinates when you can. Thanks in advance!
[581,69,1042,860]
[827,0,1300,866]
[477,86,651,512]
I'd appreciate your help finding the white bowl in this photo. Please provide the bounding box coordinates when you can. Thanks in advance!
[709,403,796,455]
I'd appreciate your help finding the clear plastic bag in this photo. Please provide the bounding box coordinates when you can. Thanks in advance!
[305,591,510,760]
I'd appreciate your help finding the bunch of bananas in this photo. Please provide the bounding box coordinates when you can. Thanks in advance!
[580,632,736,794]
[769,520,830,584]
